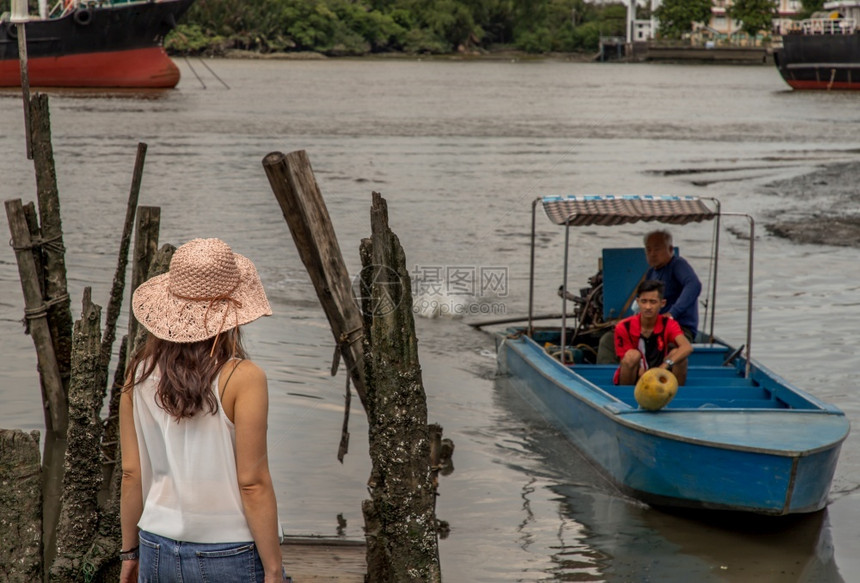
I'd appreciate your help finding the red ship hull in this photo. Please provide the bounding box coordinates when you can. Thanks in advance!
[783,78,860,90]
[0,47,180,88]
[0,0,194,88]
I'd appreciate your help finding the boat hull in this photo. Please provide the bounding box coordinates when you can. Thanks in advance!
[774,32,860,90]
[0,0,194,88]
[498,334,848,515]
[0,47,180,88]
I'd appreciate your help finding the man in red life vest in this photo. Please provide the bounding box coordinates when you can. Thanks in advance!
[614,279,693,386]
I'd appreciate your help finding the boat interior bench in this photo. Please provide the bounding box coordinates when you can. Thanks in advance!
[566,344,808,410]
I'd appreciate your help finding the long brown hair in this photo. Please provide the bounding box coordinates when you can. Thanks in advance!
[124,328,248,419]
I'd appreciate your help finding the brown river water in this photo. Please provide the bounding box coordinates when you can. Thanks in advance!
[2,58,860,582]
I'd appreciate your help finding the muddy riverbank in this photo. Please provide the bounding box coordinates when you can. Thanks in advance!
[763,161,860,247]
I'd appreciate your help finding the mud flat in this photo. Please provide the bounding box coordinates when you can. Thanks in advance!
[762,161,860,248]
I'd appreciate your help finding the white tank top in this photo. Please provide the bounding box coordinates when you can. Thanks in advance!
[132,364,254,543]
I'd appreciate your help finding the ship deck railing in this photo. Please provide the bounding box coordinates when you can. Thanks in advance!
[796,18,856,35]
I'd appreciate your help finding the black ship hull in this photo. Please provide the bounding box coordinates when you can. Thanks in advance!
[774,32,860,90]
[0,0,195,88]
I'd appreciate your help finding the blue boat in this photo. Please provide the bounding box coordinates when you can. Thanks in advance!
[493,195,849,515]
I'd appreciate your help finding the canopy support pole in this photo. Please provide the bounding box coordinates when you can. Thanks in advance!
[744,216,755,378]
[559,222,571,365]
[721,212,755,378]
[527,198,539,337]
[708,199,722,343]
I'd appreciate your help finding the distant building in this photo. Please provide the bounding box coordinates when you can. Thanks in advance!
[636,0,802,42]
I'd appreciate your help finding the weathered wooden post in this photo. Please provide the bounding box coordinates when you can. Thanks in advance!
[360,192,441,582]
[262,150,367,404]
[0,429,43,583]
[98,143,146,495]
[263,152,443,581]
[50,288,106,583]
[128,243,174,360]
[6,186,70,577]
[5,199,68,435]
[126,206,161,361]
[30,93,73,393]
[263,150,367,462]
[100,143,146,378]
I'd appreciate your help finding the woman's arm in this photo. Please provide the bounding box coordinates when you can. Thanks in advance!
[119,386,142,582]
[229,361,284,582]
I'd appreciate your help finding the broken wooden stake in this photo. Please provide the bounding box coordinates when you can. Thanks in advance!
[126,205,161,362]
[5,199,68,435]
[262,150,367,406]
[360,192,441,582]
[30,93,73,393]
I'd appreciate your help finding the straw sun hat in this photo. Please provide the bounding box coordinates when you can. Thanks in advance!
[132,238,272,343]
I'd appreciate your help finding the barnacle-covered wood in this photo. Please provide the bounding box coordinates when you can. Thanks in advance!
[0,429,43,583]
[360,192,441,582]
[50,289,106,583]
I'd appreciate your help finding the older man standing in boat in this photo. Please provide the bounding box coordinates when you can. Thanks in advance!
[614,280,693,385]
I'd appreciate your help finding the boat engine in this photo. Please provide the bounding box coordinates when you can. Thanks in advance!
[560,268,605,331]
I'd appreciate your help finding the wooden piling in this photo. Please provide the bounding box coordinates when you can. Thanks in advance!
[126,206,161,360]
[51,288,105,583]
[98,144,146,495]
[263,151,443,581]
[100,143,146,379]
[360,192,441,583]
[0,429,43,583]
[5,199,68,435]
[262,150,367,406]
[128,243,174,361]
[30,93,73,394]
[99,335,128,501]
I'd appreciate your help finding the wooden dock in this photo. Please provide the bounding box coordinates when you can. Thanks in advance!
[282,536,366,582]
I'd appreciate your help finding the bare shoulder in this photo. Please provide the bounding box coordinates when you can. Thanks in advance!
[222,358,264,380]
[227,360,268,395]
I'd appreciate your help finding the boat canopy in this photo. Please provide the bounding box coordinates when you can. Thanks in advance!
[541,195,718,227]
[529,193,756,375]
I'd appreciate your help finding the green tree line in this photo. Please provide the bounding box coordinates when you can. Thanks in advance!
[166,0,632,55]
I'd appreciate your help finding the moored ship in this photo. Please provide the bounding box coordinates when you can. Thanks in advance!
[774,1,860,90]
[0,0,195,89]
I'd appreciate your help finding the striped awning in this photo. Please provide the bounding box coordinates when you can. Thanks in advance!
[542,195,717,226]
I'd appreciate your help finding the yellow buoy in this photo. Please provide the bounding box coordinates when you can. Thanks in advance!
[634,368,679,411]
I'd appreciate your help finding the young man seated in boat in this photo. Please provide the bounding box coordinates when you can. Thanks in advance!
[614,280,693,386]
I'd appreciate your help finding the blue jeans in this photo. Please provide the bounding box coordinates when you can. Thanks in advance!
[138,530,264,583]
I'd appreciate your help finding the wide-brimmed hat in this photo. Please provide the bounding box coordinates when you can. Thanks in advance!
[132,238,272,343]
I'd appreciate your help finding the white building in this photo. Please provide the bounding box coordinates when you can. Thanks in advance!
[632,0,803,41]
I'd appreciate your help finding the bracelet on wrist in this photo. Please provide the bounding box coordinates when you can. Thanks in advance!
[119,545,140,561]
